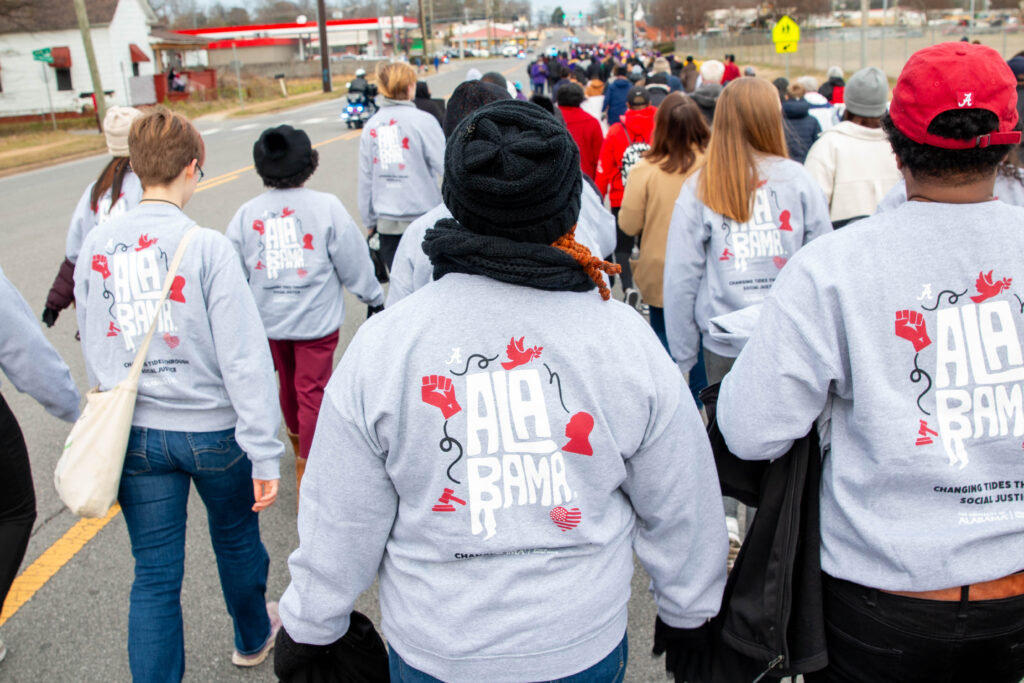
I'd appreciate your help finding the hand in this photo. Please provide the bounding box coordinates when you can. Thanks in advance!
[42,307,59,327]
[421,374,461,419]
[367,304,384,318]
[252,479,279,512]
[895,309,931,352]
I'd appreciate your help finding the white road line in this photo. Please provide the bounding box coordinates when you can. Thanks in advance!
[300,117,327,124]
[200,128,221,136]
[232,123,260,131]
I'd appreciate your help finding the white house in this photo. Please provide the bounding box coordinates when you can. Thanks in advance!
[0,0,158,118]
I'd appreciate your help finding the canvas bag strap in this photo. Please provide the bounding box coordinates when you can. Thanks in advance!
[126,225,199,381]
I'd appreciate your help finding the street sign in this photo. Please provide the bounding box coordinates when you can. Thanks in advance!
[772,16,800,44]
[776,41,798,54]
[32,47,53,63]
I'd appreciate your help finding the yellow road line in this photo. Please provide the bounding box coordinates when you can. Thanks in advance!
[0,504,121,627]
[502,64,523,76]
[195,174,243,194]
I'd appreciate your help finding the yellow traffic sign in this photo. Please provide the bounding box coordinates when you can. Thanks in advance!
[775,42,798,54]
[772,16,800,44]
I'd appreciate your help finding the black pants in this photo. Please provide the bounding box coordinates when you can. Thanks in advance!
[610,207,634,292]
[378,233,402,272]
[806,573,1024,683]
[0,392,36,614]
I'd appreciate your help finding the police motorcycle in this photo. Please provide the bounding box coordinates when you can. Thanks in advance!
[341,69,378,129]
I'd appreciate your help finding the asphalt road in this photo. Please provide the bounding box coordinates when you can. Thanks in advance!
[0,56,667,682]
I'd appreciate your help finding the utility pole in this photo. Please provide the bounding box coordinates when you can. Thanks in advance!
[860,0,869,68]
[418,0,429,59]
[388,0,398,56]
[317,0,331,91]
[73,0,106,130]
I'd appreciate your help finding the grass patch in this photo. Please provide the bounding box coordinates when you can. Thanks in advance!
[0,131,105,173]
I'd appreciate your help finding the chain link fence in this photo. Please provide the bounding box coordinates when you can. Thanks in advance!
[676,25,1024,79]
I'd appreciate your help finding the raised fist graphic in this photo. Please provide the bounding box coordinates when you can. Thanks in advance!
[421,374,461,419]
[895,309,931,352]
[91,254,111,279]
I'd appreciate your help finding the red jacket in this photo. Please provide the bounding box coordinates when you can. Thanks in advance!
[560,105,604,182]
[596,106,656,208]
[722,61,741,83]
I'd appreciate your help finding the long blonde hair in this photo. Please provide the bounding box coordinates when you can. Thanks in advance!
[697,78,787,223]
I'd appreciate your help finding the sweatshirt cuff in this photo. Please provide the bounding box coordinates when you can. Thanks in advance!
[251,455,281,481]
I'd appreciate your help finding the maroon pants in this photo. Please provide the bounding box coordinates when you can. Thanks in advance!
[268,331,339,460]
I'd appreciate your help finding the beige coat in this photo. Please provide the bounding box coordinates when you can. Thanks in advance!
[617,155,702,307]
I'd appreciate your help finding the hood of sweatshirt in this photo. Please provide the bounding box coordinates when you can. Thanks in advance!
[822,119,889,141]
[621,105,657,138]
[690,84,722,109]
[608,78,632,95]
[782,98,811,119]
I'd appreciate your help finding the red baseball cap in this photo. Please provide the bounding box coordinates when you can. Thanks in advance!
[890,42,1021,149]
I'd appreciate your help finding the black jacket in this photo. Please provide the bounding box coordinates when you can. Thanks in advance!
[782,99,821,164]
[701,383,828,681]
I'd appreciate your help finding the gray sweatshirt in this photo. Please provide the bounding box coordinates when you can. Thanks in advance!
[0,265,80,421]
[386,183,616,307]
[664,156,832,370]
[74,204,284,480]
[358,100,445,232]
[66,169,143,263]
[877,171,1024,213]
[226,187,384,340]
[718,200,1024,591]
[280,273,727,682]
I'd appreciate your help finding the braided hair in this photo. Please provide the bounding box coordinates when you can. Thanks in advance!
[552,227,621,300]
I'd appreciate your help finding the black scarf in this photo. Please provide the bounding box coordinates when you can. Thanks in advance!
[422,218,596,293]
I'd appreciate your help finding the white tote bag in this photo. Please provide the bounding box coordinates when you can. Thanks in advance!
[55,226,199,517]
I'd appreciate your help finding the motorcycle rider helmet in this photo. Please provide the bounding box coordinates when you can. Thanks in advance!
[355,68,366,77]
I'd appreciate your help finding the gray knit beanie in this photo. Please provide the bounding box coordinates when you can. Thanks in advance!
[845,66,889,118]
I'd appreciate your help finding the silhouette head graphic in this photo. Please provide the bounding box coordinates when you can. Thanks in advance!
[563,411,594,456]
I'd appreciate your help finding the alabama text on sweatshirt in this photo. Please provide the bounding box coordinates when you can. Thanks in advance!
[74,204,284,480]
[280,273,727,682]
[664,156,832,371]
[0,265,81,421]
[358,100,445,233]
[66,169,143,263]
[226,187,384,340]
[718,200,1024,592]
[386,182,616,307]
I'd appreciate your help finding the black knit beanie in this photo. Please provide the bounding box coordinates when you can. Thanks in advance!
[253,125,312,179]
[442,99,582,245]
[442,80,511,139]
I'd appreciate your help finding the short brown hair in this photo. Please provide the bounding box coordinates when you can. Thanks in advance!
[645,92,709,175]
[128,107,204,187]
[377,62,417,100]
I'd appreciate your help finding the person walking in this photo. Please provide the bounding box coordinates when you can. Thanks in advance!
[0,267,80,664]
[530,57,548,95]
[782,82,822,164]
[358,62,445,271]
[227,125,384,500]
[597,86,656,295]
[582,79,608,133]
[804,66,901,227]
[617,93,709,352]
[663,77,832,385]
[42,106,144,329]
[716,43,1024,683]
[275,99,727,683]
[74,108,284,680]
[601,66,633,127]
[682,55,698,93]
[557,82,604,181]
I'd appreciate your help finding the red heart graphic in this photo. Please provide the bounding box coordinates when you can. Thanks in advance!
[550,506,581,531]
[773,256,788,269]
[297,268,308,278]
[398,163,406,171]
[163,333,180,349]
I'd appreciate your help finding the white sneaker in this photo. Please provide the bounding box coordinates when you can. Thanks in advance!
[231,601,281,667]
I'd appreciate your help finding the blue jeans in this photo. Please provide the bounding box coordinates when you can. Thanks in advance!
[388,633,628,682]
[118,427,271,682]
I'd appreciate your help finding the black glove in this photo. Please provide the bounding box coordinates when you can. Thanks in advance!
[274,612,389,683]
[651,616,712,683]
[367,304,384,319]
[42,307,60,328]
